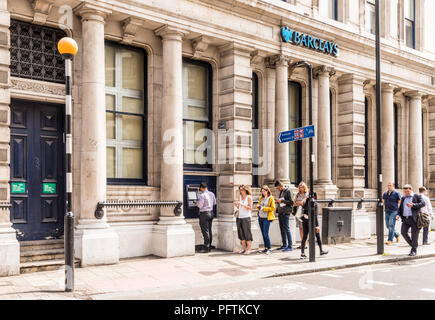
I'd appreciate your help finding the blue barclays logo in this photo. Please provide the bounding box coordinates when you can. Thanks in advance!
[280,26,339,57]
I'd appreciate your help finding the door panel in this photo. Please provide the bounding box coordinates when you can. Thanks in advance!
[10,100,65,241]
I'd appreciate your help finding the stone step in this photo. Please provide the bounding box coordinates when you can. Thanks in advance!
[20,248,65,263]
[20,259,80,274]
[20,239,64,252]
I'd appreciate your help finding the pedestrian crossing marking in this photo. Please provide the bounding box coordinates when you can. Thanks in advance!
[321,273,343,278]
[309,293,370,300]
[366,280,397,286]
[421,288,435,293]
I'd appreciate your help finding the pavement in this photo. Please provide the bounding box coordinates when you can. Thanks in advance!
[0,232,434,300]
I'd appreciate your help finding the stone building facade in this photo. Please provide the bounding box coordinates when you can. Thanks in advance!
[0,0,434,275]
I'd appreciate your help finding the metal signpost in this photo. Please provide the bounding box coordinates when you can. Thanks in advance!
[279,61,315,262]
[57,37,78,292]
[375,0,384,255]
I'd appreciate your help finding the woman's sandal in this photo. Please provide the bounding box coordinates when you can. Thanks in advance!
[238,250,245,254]
[243,250,251,255]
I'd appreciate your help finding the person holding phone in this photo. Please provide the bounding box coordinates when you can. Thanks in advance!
[234,185,253,255]
[256,185,276,255]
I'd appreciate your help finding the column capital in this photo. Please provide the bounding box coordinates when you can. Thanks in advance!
[404,90,424,100]
[381,83,396,93]
[154,24,189,41]
[313,65,335,78]
[74,1,112,23]
[265,54,291,68]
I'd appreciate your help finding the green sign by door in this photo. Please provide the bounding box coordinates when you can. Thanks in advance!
[43,183,56,194]
[11,182,26,194]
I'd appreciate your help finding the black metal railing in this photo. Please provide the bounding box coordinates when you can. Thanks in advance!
[95,200,183,219]
[0,203,11,210]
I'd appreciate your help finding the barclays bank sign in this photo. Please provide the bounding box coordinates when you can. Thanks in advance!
[281,26,339,57]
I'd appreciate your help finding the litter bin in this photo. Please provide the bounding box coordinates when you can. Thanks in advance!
[321,207,352,245]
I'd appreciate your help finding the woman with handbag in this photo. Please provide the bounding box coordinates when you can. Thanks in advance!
[234,185,253,255]
[294,182,309,248]
[256,185,276,255]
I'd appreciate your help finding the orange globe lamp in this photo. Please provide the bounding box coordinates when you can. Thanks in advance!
[57,37,78,59]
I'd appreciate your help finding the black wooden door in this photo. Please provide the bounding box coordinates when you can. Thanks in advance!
[10,100,65,241]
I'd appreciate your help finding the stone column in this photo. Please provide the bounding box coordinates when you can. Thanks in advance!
[428,97,435,230]
[74,3,119,267]
[337,74,370,239]
[216,42,260,252]
[314,66,338,201]
[273,55,291,185]
[152,25,195,257]
[381,83,395,190]
[406,91,424,190]
[264,65,276,184]
[0,0,19,276]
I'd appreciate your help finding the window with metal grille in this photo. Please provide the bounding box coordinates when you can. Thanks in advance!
[10,19,66,83]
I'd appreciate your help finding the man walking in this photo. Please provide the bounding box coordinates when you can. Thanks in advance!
[398,184,426,256]
[382,182,401,244]
[275,180,294,252]
[419,186,434,245]
[195,182,216,253]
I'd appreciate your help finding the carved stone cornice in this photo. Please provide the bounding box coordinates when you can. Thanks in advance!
[313,65,335,78]
[191,35,211,59]
[121,17,142,44]
[265,54,291,69]
[11,77,65,96]
[74,1,112,23]
[31,0,55,25]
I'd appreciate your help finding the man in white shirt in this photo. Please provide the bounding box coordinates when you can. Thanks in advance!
[419,186,434,245]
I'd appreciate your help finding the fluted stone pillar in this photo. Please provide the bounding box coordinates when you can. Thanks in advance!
[0,0,19,276]
[381,83,395,190]
[74,3,119,266]
[152,25,195,258]
[314,66,338,200]
[274,55,291,185]
[406,91,424,190]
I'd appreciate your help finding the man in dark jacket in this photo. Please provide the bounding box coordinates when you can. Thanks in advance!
[398,184,426,256]
[275,180,294,251]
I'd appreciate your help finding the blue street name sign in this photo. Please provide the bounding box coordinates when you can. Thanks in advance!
[278,125,315,144]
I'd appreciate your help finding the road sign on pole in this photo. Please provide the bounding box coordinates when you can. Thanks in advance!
[278,125,315,144]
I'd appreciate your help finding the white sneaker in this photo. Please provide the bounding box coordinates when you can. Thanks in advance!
[266,249,272,255]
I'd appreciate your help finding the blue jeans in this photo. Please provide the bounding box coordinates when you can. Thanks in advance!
[385,211,399,241]
[278,214,293,248]
[258,217,271,249]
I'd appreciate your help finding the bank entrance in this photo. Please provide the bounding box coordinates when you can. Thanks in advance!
[10,99,65,241]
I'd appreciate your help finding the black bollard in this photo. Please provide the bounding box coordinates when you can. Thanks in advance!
[64,212,74,292]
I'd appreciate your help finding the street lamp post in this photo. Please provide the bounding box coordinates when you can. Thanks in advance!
[290,61,315,262]
[57,37,78,292]
[375,0,384,255]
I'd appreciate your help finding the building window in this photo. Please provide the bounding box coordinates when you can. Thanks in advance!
[405,0,415,48]
[328,0,338,20]
[105,42,147,183]
[182,59,212,169]
[289,82,302,185]
[252,73,260,187]
[366,0,376,35]
[10,19,66,83]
